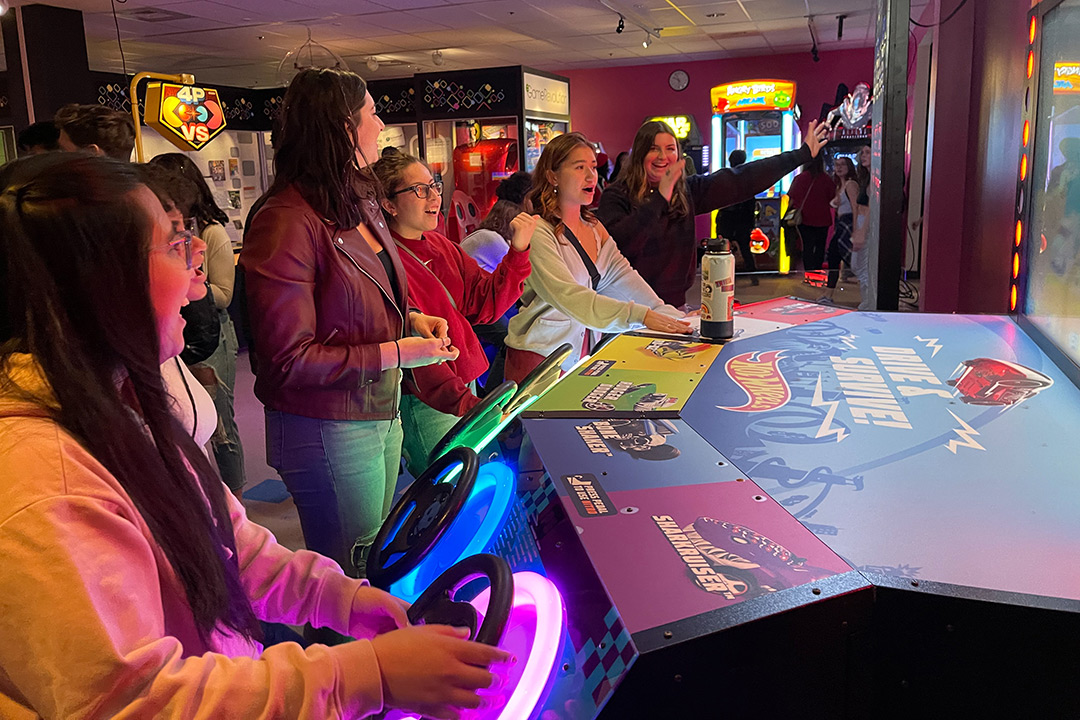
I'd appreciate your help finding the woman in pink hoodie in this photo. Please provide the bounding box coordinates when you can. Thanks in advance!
[0,153,507,719]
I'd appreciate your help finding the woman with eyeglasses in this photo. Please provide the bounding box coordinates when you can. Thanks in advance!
[373,153,534,476]
[241,69,458,579]
[0,152,509,720]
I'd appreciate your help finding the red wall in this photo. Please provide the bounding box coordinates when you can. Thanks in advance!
[548,48,874,158]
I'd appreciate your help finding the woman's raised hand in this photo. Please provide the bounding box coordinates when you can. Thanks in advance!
[658,158,686,202]
[805,119,830,158]
[508,212,542,252]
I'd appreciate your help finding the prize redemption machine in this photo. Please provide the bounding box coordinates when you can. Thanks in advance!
[710,80,802,273]
[414,66,570,242]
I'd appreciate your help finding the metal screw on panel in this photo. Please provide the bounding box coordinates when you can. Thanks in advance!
[811,587,821,595]
[562,663,570,672]
[901,680,910,689]
[717,461,727,467]
[599,642,606,650]
[663,630,673,639]
[911,580,920,587]
[946,624,954,633]
[674,674,683,683]
[555,541,562,548]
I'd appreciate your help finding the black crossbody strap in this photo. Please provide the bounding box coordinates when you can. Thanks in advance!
[562,226,601,290]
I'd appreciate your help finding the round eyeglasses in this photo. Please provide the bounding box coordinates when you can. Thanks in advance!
[389,181,444,200]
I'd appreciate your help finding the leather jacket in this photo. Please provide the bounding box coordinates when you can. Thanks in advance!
[240,185,408,421]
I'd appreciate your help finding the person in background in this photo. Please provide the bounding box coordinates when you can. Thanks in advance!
[784,152,835,276]
[461,170,533,272]
[598,119,829,307]
[851,145,873,309]
[0,152,508,720]
[505,132,691,382]
[151,152,247,498]
[461,171,534,393]
[242,68,457,579]
[53,104,136,161]
[373,152,533,476]
[715,149,759,286]
[821,156,860,299]
[610,151,630,183]
[16,121,60,155]
[133,162,218,450]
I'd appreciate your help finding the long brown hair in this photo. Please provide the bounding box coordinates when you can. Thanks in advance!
[0,154,261,642]
[268,68,377,228]
[526,132,597,232]
[620,121,690,218]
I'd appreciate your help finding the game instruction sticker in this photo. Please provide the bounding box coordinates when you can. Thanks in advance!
[589,334,722,374]
[526,367,699,417]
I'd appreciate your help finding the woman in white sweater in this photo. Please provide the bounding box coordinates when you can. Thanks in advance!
[505,132,691,382]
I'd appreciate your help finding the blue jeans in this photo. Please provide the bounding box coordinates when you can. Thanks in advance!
[265,409,403,576]
[192,311,246,492]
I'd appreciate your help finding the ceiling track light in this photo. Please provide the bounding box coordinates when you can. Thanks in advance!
[366,56,379,72]
[432,49,445,66]
[642,34,652,48]
[616,14,624,33]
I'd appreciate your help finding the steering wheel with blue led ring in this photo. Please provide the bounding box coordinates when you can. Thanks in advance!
[367,446,478,589]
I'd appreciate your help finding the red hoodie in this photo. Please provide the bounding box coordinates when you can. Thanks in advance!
[391,229,530,415]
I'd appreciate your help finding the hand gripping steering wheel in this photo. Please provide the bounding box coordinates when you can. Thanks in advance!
[406,553,514,646]
[367,446,478,589]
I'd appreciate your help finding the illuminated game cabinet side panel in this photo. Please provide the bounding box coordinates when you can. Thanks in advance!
[1015,0,1080,389]
[709,79,801,274]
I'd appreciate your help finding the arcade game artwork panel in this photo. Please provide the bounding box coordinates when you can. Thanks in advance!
[710,79,802,274]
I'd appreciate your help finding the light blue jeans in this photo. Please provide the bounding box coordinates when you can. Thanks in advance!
[400,392,464,478]
[265,409,403,576]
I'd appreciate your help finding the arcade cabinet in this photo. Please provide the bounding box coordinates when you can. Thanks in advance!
[710,79,802,273]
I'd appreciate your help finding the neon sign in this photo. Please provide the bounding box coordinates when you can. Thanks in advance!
[144,82,227,150]
[1053,63,1080,94]
[711,80,797,114]
[646,115,694,140]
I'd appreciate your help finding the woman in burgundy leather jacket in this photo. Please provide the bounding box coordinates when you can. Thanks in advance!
[241,69,457,578]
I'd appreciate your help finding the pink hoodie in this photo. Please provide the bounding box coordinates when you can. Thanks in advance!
[0,354,393,719]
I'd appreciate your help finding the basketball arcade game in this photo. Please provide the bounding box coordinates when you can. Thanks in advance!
[709,79,802,274]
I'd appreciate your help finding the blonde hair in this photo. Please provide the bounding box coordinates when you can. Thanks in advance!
[525,132,597,234]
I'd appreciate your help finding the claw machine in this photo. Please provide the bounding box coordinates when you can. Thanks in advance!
[710,80,802,273]
[414,66,570,242]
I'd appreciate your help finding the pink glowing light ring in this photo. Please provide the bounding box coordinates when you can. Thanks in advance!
[395,571,566,720]
[471,572,565,720]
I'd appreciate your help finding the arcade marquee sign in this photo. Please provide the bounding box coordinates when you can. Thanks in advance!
[711,80,797,114]
[145,82,227,151]
[1054,63,1080,94]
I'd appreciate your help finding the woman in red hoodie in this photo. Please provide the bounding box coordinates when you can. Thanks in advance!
[373,153,536,475]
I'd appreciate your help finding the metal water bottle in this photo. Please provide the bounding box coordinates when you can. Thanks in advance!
[700,237,735,339]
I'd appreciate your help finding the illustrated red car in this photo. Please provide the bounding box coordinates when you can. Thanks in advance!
[946,358,1053,406]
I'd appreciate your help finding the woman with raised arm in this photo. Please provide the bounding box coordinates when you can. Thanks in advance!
[241,68,457,578]
[0,153,508,719]
[598,119,830,307]
[505,132,692,382]
[372,153,533,476]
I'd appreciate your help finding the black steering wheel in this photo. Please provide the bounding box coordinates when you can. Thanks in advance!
[407,553,514,647]
[367,447,479,589]
[429,380,518,464]
[503,342,574,418]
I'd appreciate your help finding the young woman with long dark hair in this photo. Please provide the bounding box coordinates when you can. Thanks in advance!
[0,153,507,718]
[505,132,691,381]
[148,152,247,495]
[598,119,830,307]
[240,68,458,577]
[372,153,534,475]
[822,156,860,299]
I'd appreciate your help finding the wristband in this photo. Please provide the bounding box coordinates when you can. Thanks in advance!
[394,340,401,369]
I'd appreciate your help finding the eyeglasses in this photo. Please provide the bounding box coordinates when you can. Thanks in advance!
[167,230,194,270]
[389,181,444,200]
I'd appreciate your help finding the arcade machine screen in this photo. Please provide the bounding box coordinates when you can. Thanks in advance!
[524,119,566,172]
[423,118,520,240]
[1024,0,1080,368]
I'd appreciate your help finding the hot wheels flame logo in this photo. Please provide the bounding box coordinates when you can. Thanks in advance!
[719,350,791,412]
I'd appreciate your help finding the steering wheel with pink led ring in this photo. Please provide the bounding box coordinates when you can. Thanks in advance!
[405,553,514,646]
[366,446,478,589]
